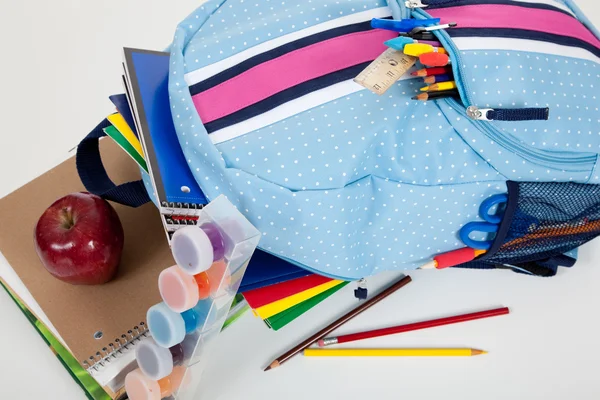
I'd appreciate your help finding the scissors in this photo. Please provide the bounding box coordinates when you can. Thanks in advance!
[459,194,508,250]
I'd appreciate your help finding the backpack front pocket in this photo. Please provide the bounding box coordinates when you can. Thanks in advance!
[438,97,598,183]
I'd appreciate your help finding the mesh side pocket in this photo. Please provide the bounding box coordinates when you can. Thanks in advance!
[461,181,600,276]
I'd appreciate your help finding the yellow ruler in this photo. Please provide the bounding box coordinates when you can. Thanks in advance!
[354,48,417,95]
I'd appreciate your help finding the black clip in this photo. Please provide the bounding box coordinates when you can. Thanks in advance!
[354,278,368,300]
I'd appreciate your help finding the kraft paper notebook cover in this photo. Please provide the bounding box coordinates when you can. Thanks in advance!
[0,139,173,398]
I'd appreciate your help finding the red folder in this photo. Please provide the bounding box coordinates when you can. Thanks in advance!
[242,274,333,309]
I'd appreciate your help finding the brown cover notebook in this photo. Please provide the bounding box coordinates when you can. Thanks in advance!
[0,139,173,396]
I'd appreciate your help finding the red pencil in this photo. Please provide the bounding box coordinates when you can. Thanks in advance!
[317,307,510,347]
[411,67,451,77]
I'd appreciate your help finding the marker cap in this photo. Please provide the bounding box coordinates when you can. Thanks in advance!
[136,338,174,381]
[124,369,161,400]
[158,266,201,313]
[171,226,214,275]
[147,303,186,348]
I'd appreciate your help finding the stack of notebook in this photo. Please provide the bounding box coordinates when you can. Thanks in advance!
[243,275,350,331]
[112,48,350,328]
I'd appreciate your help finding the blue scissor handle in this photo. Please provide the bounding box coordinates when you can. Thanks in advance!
[479,193,508,224]
[459,221,499,250]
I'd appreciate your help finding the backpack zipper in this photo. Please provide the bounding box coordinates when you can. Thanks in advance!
[411,7,550,122]
[445,97,597,169]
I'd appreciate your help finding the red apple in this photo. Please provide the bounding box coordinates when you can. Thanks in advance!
[34,192,124,285]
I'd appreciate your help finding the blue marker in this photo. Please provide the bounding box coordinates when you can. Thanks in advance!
[371,18,440,32]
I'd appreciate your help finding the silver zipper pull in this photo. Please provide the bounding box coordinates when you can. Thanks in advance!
[467,106,493,121]
[405,0,428,8]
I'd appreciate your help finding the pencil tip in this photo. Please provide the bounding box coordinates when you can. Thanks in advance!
[472,349,488,356]
[264,360,280,371]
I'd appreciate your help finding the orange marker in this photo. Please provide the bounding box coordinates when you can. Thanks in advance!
[420,52,450,67]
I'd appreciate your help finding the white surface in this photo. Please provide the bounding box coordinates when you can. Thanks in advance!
[1,1,600,399]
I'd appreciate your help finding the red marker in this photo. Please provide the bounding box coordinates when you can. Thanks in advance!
[420,52,450,67]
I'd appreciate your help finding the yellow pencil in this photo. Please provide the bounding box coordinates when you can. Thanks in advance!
[304,348,487,357]
[420,81,457,92]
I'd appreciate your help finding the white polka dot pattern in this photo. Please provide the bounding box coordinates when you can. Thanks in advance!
[161,0,600,279]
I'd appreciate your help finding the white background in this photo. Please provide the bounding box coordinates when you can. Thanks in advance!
[1,1,600,399]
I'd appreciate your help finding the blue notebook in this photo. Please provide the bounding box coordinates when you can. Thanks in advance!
[122,48,308,292]
[124,48,207,208]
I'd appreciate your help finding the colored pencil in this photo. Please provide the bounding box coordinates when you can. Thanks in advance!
[412,89,459,101]
[423,74,452,84]
[420,248,487,269]
[318,307,510,346]
[264,275,412,371]
[411,67,451,77]
[420,81,457,92]
[304,348,486,357]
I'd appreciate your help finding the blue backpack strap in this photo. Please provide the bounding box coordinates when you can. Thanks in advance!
[76,118,150,207]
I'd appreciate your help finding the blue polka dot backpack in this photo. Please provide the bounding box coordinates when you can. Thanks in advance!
[77,0,600,280]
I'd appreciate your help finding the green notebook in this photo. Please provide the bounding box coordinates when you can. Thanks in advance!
[264,281,349,331]
[103,126,148,173]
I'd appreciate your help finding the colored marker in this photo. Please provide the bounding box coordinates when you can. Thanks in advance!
[412,89,460,101]
[420,81,457,92]
[385,37,442,50]
[423,74,452,84]
[371,17,440,32]
[420,52,450,67]
[404,43,447,57]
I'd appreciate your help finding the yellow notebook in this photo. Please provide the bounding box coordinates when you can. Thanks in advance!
[252,279,343,319]
[107,112,144,158]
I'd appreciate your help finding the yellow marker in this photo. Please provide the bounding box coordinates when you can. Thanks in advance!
[420,81,457,92]
[404,43,447,57]
[304,348,487,357]
[107,113,145,158]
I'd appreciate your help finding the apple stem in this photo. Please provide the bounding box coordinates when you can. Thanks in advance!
[60,207,75,230]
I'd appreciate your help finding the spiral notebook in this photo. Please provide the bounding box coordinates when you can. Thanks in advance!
[0,139,185,399]
[121,47,310,293]
[123,48,208,239]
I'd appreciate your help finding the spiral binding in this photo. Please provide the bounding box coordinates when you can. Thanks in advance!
[162,201,205,238]
[83,322,149,374]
